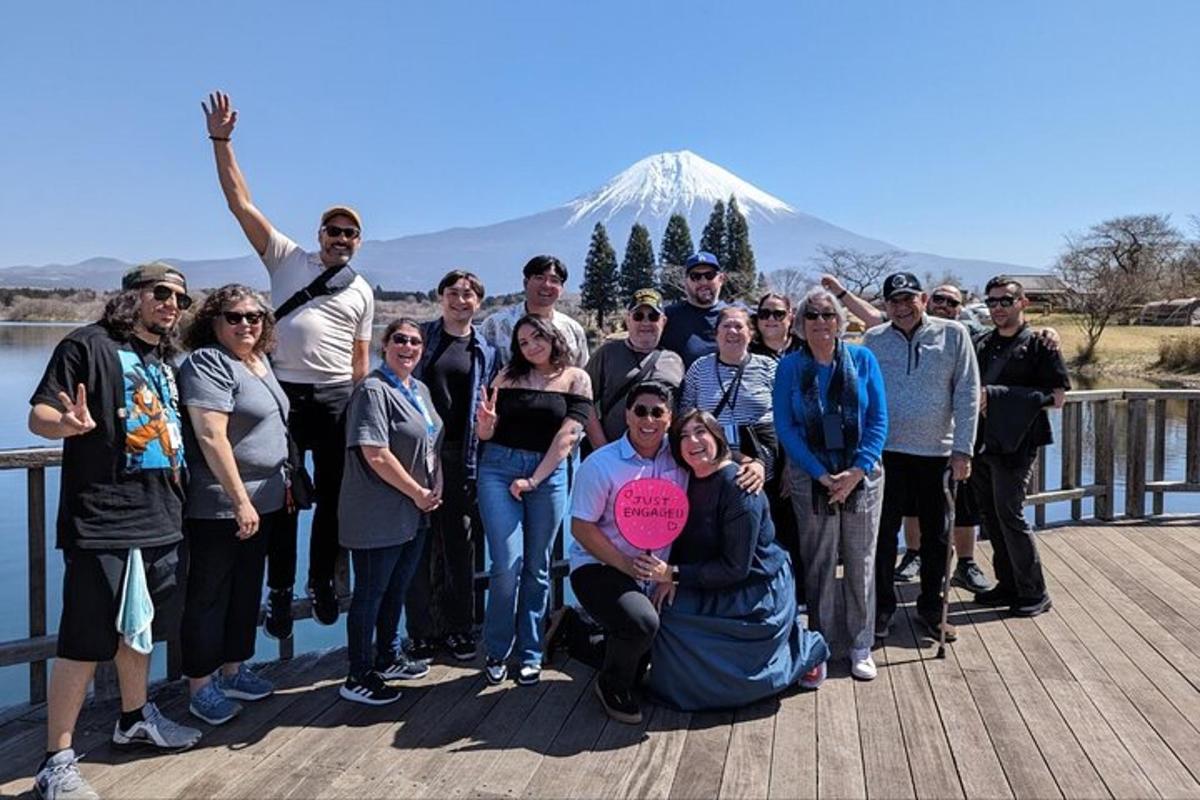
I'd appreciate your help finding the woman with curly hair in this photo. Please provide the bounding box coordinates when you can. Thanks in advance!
[178,284,287,725]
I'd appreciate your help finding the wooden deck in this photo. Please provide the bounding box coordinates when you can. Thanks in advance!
[4,518,1200,799]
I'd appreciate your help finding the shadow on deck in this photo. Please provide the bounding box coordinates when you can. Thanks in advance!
[3,518,1200,799]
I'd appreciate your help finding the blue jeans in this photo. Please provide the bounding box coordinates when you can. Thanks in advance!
[346,530,425,679]
[477,442,568,666]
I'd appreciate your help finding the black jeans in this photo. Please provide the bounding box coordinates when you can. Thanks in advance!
[767,468,805,603]
[181,512,278,678]
[269,380,352,592]
[972,449,1046,601]
[406,446,477,639]
[876,451,950,621]
[570,564,659,691]
[347,532,425,679]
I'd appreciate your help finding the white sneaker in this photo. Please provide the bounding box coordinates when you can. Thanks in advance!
[850,649,877,681]
[112,702,202,751]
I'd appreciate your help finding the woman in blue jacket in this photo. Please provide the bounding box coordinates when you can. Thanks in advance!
[774,286,888,681]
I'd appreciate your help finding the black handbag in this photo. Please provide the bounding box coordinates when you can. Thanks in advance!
[259,371,314,511]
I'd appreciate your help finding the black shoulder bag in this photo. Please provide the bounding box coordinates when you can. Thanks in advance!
[258,371,314,510]
[274,263,358,321]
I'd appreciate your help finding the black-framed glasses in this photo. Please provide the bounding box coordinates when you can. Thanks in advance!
[222,311,265,325]
[390,333,423,346]
[803,310,838,321]
[631,310,662,322]
[687,270,719,282]
[758,309,789,321]
[984,296,1017,308]
[632,404,668,419]
[930,294,962,308]
[150,284,193,310]
[322,224,360,240]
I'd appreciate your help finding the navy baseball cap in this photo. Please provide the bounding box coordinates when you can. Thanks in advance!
[882,272,923,300]
[684,251,722,273]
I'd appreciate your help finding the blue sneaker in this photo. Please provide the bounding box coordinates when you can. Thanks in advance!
[188,682,242,726]
[216,664,274,701]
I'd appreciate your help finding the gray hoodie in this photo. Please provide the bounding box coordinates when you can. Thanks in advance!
[862,315,979,457]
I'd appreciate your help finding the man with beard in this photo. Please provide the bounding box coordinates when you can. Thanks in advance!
[660,251,730,368]
[585,288,685,448]
[971,277,1069,617]
[480,255,589,368]
[30,263,202,800]
[203,91,376,636]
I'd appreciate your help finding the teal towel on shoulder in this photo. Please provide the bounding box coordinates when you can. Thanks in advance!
[115,548,155,655]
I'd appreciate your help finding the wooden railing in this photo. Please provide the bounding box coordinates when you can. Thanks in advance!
[2,388,1196,709]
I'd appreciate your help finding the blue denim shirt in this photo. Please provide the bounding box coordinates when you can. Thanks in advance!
[415,319,498,480]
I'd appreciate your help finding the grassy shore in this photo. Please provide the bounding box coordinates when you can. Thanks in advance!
[1030,311,1200,386]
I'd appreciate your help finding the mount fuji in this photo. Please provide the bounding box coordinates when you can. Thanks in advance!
[0,151,1032,292]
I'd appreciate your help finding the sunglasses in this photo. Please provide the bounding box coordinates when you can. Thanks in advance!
[803,310,838,321]
[984,296,1017,308]
[222,310,265,326]
[390,333,423,346]
[150,284,193,310]
[322,224,361,240]
[758,309,789,321]
[687,270,719,282]
[631,310,662,323]
[930,294,962,308]
[632,404,668,419]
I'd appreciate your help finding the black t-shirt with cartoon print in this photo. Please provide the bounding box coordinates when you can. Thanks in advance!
[30,323,185,550]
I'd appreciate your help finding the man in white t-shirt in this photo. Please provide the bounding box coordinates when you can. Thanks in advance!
[479,254,589,368]
[203,91,374,637]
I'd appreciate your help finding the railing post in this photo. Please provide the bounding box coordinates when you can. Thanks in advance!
[1094,399,1116,520]
[28,466,48,705]
[1152,398,1167,516]
[1188,399,1200,485]
[1125,399,1148,518]
[1033,446,1047,529]
[1060,404,1081,521]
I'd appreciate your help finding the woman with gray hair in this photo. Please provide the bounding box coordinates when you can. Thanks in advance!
[773,286,889,681]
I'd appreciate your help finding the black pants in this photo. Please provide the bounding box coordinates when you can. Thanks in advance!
[570,564,659,691]
[876,451,950,621]
[972,449,1046,601]
[269,380,352,592]
[181,512,278,678]
[767,468,805,603]
[406,446,477,639]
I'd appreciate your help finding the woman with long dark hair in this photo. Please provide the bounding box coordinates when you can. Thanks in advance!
[178,284,285,724]
[476,314,592,687]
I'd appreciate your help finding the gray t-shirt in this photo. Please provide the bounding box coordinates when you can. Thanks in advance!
[339,371,444,549]
[179,346,290,519]
[585,341,685,443]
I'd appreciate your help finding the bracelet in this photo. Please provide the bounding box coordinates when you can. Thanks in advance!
[836,289,847,299]
[209,135,231,142]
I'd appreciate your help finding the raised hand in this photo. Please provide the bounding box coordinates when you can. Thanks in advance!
[56,383,96,436]
[202,91,238,140]
[475,385,498,431]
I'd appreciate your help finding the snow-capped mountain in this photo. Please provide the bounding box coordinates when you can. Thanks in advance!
[0,151,1035,292]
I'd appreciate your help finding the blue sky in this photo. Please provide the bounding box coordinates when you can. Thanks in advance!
[2,0,1197,270]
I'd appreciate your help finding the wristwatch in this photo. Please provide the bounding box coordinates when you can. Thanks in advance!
[671,564,680,584]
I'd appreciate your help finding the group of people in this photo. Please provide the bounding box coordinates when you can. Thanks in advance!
[25,89,1071,800]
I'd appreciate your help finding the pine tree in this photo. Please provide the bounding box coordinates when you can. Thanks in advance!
[724,196,758,301]
[619,223,657,304]
[580,222,620,328]
[699,200,726,260]
[658,213,695,303]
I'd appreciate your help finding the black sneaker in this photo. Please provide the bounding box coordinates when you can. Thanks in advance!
[377,658,430,681]
[974,586,1017,607]
[951,560,994,594]
[594,677,642,724]
[339,672,401,705]
[895,551,920,583]
[516,665,541,687]
[484,658,508,686]
[263,588,294,641]
[917,613,958,642]
[1011,595,1053,617]
[446,633,478,662]
[308,580,339,626]
[874,613,893,640]
[405,637,441,662]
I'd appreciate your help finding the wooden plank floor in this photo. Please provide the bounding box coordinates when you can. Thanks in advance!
[4,518,1200,799]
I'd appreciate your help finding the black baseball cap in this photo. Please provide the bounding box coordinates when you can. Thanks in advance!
[882,272,923,301]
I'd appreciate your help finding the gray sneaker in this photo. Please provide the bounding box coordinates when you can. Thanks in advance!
[34,749,99,800]
[112,701,202,751]
[951,559,994,593]
[895,551,921,583]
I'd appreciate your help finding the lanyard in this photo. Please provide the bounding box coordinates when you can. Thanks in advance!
[379,364,437,439]
[713,355,748,420]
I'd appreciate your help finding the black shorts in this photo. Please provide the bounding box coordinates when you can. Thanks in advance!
[57,542,183,662]
[953,480,981,528]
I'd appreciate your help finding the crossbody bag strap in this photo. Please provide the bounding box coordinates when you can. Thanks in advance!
[605,349,663,413]
[274,263,354,321]
[980,326,1034,386]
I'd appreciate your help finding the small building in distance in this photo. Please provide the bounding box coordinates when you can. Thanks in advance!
[1137,297,1200,326]
[1004,274,1072,311]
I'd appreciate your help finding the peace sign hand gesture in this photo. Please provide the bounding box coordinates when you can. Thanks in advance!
[56,383,96,437]
[202,91,238,140]
[475,385,498,438]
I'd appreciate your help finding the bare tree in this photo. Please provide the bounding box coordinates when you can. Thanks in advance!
[810,247,907,298]
[764,268,810,302]
[1056,214,1183,363]
[921,269,968,295]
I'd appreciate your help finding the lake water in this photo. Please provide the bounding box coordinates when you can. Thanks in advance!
[0,323,1197,708]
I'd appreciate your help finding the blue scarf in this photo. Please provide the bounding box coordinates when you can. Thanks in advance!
[798,340,860,475]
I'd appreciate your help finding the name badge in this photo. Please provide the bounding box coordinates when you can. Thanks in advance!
[722,424,740,450]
